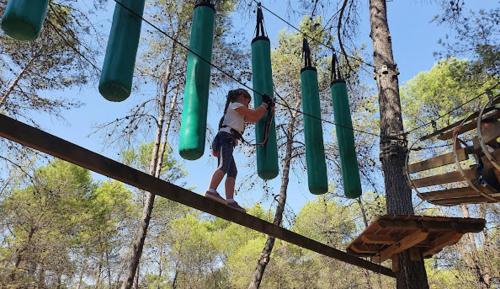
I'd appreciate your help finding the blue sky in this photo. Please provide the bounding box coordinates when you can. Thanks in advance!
[28,0,496,214]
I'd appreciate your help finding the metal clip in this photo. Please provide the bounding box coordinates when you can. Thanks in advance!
[380,65,389,74]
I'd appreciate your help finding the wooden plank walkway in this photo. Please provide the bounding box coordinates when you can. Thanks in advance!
[0,114,395,277]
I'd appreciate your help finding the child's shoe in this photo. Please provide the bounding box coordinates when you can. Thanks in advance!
[205,190,226,204]
[227,200,246,213]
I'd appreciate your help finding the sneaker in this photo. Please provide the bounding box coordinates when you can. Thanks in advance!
[227,200,246,213]
[205,191,227,205]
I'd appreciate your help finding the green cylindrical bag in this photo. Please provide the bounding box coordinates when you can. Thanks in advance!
[179,2,215,160]
[1,0,48,41]
[331,80,362,198]
[251,36,279,180]
[301,67,328,195]
[99,0,145,102]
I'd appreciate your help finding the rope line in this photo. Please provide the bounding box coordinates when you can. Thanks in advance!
[250,1,500,139]
[61,1,499,143]
[251,0,375,68]
[112,0,386,139]
[403,82,500,135]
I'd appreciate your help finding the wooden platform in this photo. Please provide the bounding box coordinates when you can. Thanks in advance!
[347,215,485,270]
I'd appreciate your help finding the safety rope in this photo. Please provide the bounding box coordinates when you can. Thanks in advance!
[330,51,343,81]
[254,3,267,38]
[302,38,313,68]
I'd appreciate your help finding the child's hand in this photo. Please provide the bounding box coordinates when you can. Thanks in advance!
[262,94,275,108]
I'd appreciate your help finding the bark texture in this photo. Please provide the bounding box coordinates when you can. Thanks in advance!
[368,0,429,288]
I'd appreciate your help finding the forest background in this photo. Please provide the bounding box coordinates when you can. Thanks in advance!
[0,0,498,288]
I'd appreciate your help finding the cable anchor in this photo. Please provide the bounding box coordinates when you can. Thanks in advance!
[255,2,267,38]
[331,50,343,81]
[302,38,312,68]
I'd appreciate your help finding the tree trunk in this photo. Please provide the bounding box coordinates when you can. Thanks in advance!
[357,198,369,228]
[460,205,491,289]
[106,248,112,289]
[368,1,429,288]
[157,248,163,289]
[133,266,139,289]
[172,268,179,289]
[10,226,36,282]
[96,256,102,289]
[77,261,86,289]
[0,55,38,108]
[247,111,298,289]
[357,198,373,289]
[120,41,177,289]
[37,265,46,289]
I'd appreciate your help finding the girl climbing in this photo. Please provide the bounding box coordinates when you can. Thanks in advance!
[206,88,273,212]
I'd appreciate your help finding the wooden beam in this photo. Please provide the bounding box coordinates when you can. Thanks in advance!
[348,243,382,254]
[419,187,480,201]
[438,121,477,141]
[423,232,462,257]
[421,106,500,141]
[378,218,485,233]
[408,149,468,173]
[437,109,500,140]
[0,114,395,278]
[431,196,496,206]
[361,234,397,245]
[391,254,399,272]
[482,122,500,143]
[412,169,475,188]
[374,230,429,262]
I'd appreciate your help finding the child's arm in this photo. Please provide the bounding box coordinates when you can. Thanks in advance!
[235,104,268,123]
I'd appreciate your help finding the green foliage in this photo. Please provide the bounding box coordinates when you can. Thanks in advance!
[0,159,134,288]
[0,1,101,119]
[2,159,492,289]
[401,57,499,289]
[122,142,186,180]
[401,58,498,140]
[294,197,356,245]
[227,237,268,287]
[435,5,499,75]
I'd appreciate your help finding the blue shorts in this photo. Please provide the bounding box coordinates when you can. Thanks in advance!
[211,131,238,178]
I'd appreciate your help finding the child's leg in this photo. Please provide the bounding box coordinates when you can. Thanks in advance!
[208,169,225,192]
[208,133,233,193]
[225,177,235,199]
[225,157,245,212]
[225,157,237,200]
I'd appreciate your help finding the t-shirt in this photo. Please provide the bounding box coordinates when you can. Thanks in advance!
[220,102,245,134]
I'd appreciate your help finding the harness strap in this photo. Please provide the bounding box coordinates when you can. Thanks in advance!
[221,125,246,142]
[220,109,274,147]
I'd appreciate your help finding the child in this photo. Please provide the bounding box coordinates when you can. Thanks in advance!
[205,88,270,212]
